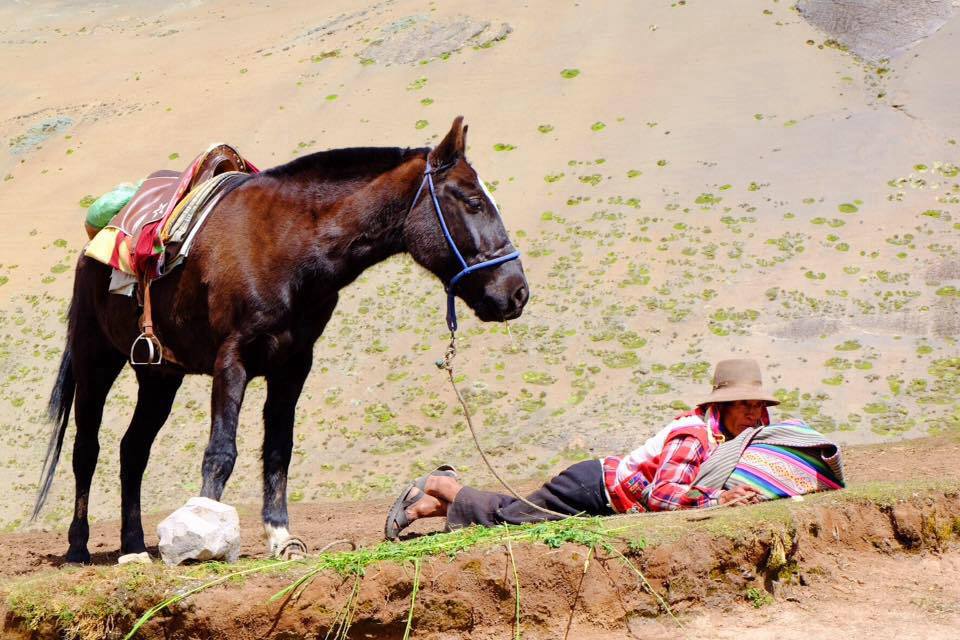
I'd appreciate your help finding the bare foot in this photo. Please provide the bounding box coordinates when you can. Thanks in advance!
[423,474,464,503]
[404,486,447,521]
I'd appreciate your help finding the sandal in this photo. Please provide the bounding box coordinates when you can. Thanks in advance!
[384,464,457,540]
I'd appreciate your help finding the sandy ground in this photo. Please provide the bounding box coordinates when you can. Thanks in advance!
[669,551,960,640]
[0,0,958,603]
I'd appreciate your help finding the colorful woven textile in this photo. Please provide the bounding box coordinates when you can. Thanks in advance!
[728,443,843,498]
[693,421,845,497]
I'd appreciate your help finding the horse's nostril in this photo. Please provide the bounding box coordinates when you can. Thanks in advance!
[513,285,528,306]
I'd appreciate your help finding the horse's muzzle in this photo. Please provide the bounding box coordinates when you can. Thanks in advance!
[472,263,528,322]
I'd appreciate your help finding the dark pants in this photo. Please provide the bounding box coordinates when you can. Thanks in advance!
[446,459,613,529]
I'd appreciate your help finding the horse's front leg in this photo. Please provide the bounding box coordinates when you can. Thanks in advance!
[261,349,313,559]
[200,338,249,500]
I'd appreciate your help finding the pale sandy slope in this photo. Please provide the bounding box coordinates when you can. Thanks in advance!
[0,0,957,531]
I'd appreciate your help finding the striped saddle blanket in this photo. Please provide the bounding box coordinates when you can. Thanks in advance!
[694,421,844,499]
[84,143,257,293]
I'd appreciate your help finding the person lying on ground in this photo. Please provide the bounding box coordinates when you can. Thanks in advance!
[384,359,844,540]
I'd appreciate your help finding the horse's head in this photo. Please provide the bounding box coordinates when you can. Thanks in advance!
[404,117,529,327]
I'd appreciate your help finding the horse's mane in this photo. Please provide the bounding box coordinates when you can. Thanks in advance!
[263,146,430,181]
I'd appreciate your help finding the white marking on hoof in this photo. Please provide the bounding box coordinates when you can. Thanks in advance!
[265,523,290,555]
[117,551,152,565]
[265,523,292,556]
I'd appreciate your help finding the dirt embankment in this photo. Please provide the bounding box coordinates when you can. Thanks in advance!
[3,437,960,639]
[3,479,960,639]
[176,494,960,640]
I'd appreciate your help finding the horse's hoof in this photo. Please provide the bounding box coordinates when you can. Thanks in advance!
[276,537,308,560]
[65,548,91,565]
[118,551,152,565]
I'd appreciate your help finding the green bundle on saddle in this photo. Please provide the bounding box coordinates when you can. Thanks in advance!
[85,181,142,231]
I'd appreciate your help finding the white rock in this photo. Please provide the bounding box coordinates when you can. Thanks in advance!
[157,497,241,566]
[117,551,151,565]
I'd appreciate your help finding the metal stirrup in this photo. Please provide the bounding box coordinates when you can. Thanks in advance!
[130,333,163,366]
[130,282,163,365]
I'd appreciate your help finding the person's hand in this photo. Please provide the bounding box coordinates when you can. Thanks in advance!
[718,486,763,506]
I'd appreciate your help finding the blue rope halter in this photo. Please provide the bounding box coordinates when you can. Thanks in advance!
[409,159,521,332]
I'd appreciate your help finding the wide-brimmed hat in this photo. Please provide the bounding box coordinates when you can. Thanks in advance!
[696,359,779,407]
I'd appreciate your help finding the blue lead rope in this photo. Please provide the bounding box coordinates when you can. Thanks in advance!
[410,161,521,332]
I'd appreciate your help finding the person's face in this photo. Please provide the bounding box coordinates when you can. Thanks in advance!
[719,400,766,437]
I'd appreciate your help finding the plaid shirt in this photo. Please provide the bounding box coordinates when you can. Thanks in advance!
[640,435,721,511]
[603,406,736,512]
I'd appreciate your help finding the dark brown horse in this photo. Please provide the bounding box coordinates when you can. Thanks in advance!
[34,117,528,561]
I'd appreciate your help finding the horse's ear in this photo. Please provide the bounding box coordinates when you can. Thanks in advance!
[430,116,466,168]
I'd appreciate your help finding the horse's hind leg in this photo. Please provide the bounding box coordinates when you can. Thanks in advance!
[67,339,125,563]
[119,368,183,556]
[262,350,312,558]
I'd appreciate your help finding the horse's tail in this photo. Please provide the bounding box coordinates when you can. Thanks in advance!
[32,299,77,521]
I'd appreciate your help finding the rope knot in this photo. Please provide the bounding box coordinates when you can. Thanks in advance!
[435,334,457,370]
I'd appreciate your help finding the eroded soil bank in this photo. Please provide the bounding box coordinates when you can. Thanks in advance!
[3,480,960,640]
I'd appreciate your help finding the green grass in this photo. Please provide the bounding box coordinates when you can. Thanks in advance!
[401,558,421,640]
[311,50,340,62]
[746,586,773,608]
[0,409,956,637]
[11,478,959,640]
[121,518,631,637]
[4,518,660,639]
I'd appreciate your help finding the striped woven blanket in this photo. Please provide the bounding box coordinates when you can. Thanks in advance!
[693,421,844,499]
[83,143,256,294]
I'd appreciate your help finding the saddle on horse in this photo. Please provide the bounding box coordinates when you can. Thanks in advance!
[84,143,258,364]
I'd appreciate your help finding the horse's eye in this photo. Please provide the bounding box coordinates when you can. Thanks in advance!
[467,197,483,211]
